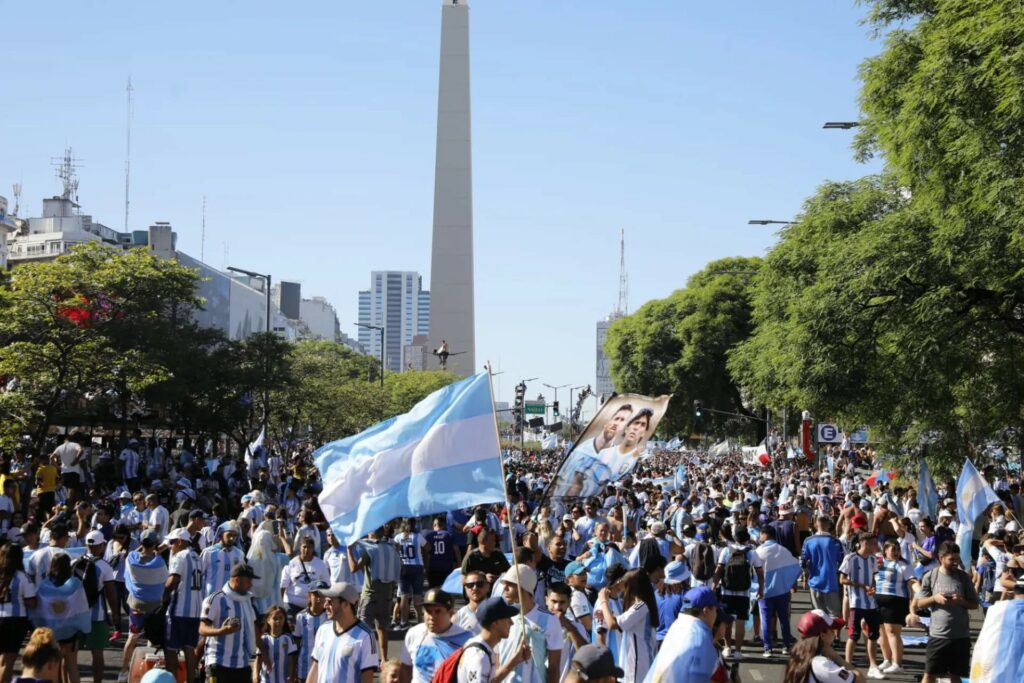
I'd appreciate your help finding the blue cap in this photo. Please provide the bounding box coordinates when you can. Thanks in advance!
[683,586,726,610]
[565,561,588,577]
[475,596,520,627]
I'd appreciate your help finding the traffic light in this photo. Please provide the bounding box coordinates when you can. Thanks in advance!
[514,382,526,409]
[553,400,560,417]
[693,399,703,418]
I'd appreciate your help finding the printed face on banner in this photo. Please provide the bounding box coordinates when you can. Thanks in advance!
[548,394,671,501]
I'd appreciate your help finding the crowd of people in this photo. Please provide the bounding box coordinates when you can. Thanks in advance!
[0,431,1020,683]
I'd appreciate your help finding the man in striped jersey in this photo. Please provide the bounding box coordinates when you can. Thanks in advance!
[199,562,268,683]
[119,440,141,492]
[201,522,245,598]
[839,532,885,679]
[308,581,379,683]
[292,580,330,683]
[162,527,202,683]
[348,528,401,660]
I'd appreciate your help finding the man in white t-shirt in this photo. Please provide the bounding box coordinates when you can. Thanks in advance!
[53,434,84,502]
[457,596,529,683]
[497,564,563,683]
[145,494,170,540]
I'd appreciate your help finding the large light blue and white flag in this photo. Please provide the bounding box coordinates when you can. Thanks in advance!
[673,464,687,492]
[542,433,559,450]
[756,542,802,599]
[969,597,1024,682]
[955,458,1002,567]
[32,577,91,640]
[316,373,505,546]
[666,437,682,450]
[918,460,939,522]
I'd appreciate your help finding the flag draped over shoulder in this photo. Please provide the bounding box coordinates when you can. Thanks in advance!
[32,577,91,640]
[955,458,1002,567]
[316,373,504,547]
[918,461,938,522]
[125,551,169,604]
[969,598,1024,682]
[757,543,802,599]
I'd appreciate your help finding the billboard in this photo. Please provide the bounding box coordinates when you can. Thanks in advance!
[546,393,671,500]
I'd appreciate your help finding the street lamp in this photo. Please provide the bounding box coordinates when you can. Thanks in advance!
[747,219,794,226]
[228,265,272,435]
[823,121,860,130]
[355,322,385,388]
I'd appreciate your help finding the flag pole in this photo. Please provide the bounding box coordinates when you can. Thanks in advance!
[485,363,528,624]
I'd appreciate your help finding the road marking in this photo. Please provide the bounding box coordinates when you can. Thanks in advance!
[749,670,764,680]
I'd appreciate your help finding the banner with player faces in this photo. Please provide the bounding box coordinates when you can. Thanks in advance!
[546,393,672,501]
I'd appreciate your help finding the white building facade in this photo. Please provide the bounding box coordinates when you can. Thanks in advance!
[358,271,430,373]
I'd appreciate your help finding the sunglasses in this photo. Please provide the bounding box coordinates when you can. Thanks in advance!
[464,581,487,589]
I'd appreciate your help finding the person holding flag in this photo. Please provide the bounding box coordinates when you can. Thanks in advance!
[119,530,168,683]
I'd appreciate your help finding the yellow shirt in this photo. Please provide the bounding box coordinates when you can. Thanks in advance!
[35,465,58,493]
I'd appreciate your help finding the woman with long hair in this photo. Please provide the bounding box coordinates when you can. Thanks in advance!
[247,527,288,616]
[874,539,916,675]
[598,568,658,683]
[783,610,864,683]
[0,543,36,683]
[13,627,63,683]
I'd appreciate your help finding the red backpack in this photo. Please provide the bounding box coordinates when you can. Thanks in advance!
[430,642,489,683]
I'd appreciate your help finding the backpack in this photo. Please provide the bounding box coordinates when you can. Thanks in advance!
[722,546,752,592]
[430,641,488,683]
[690,542,716,582]
[71,555,101,607]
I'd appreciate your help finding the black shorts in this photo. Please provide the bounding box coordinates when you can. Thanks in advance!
[722,594,751,621]
[0,617,30,653]
[61,471,81,491]
[875,594,909,625]
[925,637,971,677]
[847,608,881,641]
[208,665,251,683]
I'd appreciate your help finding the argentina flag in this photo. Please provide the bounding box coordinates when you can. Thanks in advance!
[316,372,505,546]
[32,577,91,640]
[955,458,1001,567]
[969,597,1024,681]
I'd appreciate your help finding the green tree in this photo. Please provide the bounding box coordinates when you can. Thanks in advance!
[604,257,762,438]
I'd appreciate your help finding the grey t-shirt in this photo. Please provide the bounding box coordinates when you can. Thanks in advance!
[918,567,978,639]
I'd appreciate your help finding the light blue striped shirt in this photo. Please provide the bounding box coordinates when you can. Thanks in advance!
[120,449,140,479]
[83,555,114,622]
[200,545,245,598]
[169,549,203,619]
[201,590,257,669]
[311,620,380,683]
[875,559,912,598]
[0,571,36,618]
[839,552,879,609]
[259,633,296,683]
[355,539,401,584]
[292,609,329,679]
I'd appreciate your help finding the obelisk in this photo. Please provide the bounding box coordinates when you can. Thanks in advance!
[427,0,475,376]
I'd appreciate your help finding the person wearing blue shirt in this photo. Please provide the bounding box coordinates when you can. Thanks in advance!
[654,561,687,646]
[643,586,722,682]
[800,516,845,619]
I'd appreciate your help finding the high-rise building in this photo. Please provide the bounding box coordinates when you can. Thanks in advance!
[426,0,475,376]
[358,271,430,373]
[595,315,619,399]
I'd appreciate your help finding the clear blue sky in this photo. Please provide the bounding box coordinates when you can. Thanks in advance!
[1,1,882,414]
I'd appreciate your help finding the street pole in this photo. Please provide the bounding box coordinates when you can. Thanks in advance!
[228,266,272,437]
[379,326,385,388]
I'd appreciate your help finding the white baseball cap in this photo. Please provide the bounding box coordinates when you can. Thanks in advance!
[85,530,107,546]
[938,509,953,519]
[166,528,191,542]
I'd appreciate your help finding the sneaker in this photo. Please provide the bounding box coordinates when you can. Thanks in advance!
[780,647,789,656]
[884,665,903,674]
[722,646,733,659]
[117,674,129,683]
[762,649,773,658]
[867,667,887,679]
[880,660,892,672]
[731,649,743,661]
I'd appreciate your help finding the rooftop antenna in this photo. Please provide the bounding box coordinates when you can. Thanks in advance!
[616,228,629,316]
[201,195,206,263]
[51,148,83,209]
[11,183,21,216]
[124,76,133,232]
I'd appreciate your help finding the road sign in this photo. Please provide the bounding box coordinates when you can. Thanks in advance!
[524,400,545,415]
[850,428,869,443]
[817,423,841,443]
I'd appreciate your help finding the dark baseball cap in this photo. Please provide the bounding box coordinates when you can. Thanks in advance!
[572,644,624,679]
[188,509,207,520]
[423,587,454,609]
[230,563,260,579]
[474,597,519,627]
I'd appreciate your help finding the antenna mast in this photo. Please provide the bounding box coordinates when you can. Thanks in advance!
[11,183,21,216]
[51,149,83,211]
[616,228,629,316]
[124,77,133,232]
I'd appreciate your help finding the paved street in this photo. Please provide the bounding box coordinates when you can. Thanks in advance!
[72,586,984,682]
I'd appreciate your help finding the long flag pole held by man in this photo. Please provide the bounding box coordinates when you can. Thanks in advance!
[315,372,506,547]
